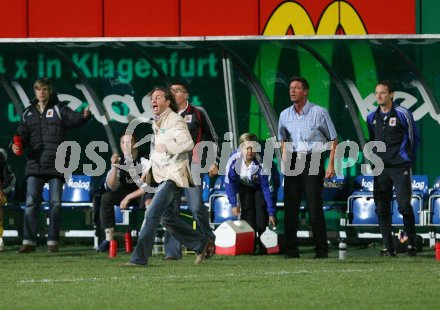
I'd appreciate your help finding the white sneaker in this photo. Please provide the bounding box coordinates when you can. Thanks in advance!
[0,238,4,251]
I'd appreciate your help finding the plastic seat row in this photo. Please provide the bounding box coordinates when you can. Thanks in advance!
[428,176,440,226]
[347,175,430,227]
[209,174,349,225]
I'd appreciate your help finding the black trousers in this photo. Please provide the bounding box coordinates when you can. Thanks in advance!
[374,166,415,249]
[283,153,327,255]
[238,184,268,243]
[100,187,140,230]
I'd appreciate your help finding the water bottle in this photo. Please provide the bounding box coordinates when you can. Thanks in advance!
[339,239,347,260]
[13,134,23,156]
[125,231,133,253]
[435,241,440,261]
[109,240,117,258]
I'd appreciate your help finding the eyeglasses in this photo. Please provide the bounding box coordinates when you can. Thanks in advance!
[170,88,186,94]
[374,91,389,96]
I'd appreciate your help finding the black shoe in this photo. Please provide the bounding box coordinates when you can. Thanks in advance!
[254,244,266,255]
[379,249,397,257]
[313,253,328,259]
[121,262,146,267]
[17,245,36,254]
[96,240,110,252]
[284,252,300,259]
[406,245,417,257]
[47,245,59,253]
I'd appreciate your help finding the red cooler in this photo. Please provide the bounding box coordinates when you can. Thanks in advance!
[214,220,254,255]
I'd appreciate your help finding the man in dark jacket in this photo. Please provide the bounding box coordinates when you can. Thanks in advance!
[367,80,420,257]
[12,78,90,253]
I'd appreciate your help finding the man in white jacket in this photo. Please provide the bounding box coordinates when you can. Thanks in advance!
[127,87,209,266]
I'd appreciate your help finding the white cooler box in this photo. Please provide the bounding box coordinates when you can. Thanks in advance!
[214,220,254,255]
[260,226,280,254]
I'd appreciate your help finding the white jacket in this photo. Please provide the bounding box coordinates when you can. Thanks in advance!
[144,109,194,188]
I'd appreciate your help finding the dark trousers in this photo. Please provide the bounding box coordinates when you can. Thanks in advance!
[374,166,415,250]
[100,187,139,230]
[239,184,268,247]
[283,153,327,256]
[131,181,206,265]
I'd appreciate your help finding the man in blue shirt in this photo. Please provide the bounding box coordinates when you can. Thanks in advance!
[366,81,420,257]
[278,76,338,259]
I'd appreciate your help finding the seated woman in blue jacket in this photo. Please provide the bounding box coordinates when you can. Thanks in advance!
[224,133,279,254]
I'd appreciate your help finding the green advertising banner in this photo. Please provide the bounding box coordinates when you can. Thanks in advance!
[0,37,439,195]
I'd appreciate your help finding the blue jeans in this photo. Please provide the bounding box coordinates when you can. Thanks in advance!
[23,176,63,246]
[164,184,216,258]
[131,181,207,265]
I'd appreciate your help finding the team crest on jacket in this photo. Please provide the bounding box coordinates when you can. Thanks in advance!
[46,109,54,118]
[389,117,396,126]
[184,115,192,123]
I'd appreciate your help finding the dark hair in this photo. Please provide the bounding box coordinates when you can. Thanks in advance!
[289,76,310,90]
[376,80,394,93]
[148,86,178,113]
[170,81,189,93]
[34,77,53,94]
[120,132,137,142]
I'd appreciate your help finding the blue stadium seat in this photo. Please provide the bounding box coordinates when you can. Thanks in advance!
[430,197,440,225]
[323,175,348,206]
[41,175,94,240]
[114,205,127,225]
[428,176,440,225]
[391,197,423,225]
[348,175,428,226]
[213,175,225,191]
[351,196,378,225]
[202,173,211,203]
[391,175,428,226]
[347,175,378,226]
[42,175,93,209]
[114,205,140,226]
[210,193,238,224]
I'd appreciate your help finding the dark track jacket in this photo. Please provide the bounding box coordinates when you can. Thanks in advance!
[179,103,219,166]
[366,103,420,168]
[16,94,89,178]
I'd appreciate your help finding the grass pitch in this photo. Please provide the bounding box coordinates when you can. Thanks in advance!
[0,243,439,310]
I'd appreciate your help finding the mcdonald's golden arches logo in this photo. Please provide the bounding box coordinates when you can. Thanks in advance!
[263,1,367,35]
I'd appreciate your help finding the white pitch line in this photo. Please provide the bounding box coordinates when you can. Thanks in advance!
[263,269,374,276]
[18,269,375,284]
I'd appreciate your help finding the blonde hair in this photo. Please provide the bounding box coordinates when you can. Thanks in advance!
[238,133,258,145]
[33,78,53,94]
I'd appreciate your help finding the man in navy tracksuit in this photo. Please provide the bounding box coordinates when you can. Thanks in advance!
[366,81,420,257]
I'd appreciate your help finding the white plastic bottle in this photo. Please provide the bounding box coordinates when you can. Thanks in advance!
[339,239,347,260]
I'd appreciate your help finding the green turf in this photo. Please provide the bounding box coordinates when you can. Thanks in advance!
[0,244,440,309]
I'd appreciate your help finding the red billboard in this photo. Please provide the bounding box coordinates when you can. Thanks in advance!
[0,0,417,37]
